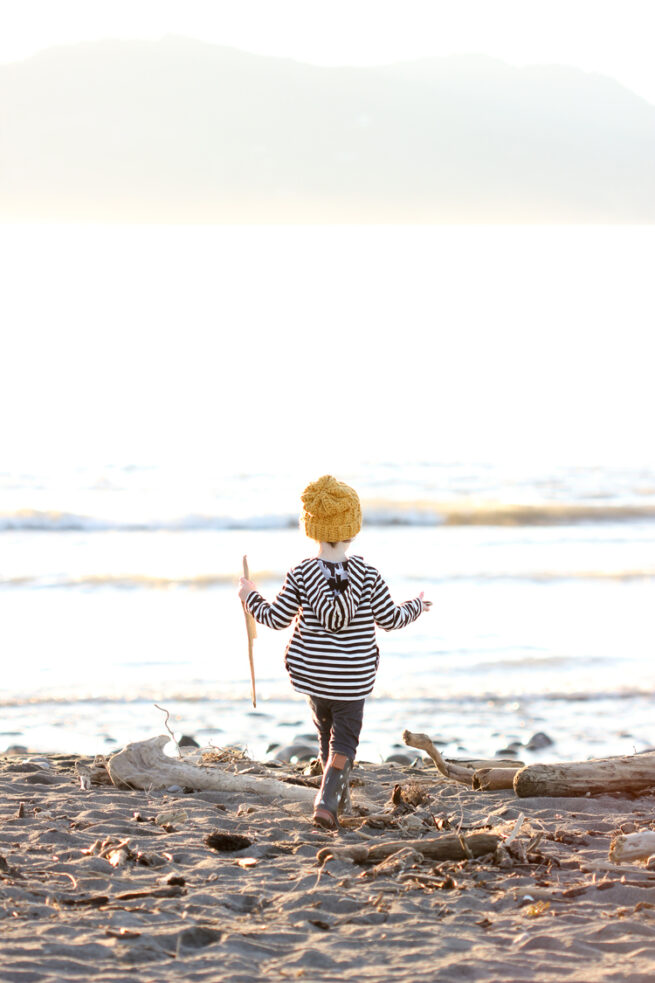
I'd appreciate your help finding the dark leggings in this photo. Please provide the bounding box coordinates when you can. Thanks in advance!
[308,696,365,764]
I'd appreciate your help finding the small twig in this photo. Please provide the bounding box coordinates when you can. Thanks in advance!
[154,704,181,758]
[527,831,545,853]
[504,812,526,848]
[31,870,79,890]
[311,857,332,892]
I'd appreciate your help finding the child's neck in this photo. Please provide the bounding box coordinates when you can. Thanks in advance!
[317,542,350,563]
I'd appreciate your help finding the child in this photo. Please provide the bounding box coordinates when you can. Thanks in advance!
[238,474,431,829]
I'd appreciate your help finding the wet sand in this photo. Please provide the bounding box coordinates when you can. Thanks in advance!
[2,745,655,982]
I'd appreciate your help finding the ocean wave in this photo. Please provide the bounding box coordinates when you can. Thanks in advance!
[0,688,652,710]
[2,568,654,591]
[365,501,655,527]
[446,569,655,583]
[3,500,655,532]
[0,510,297,532]
[0,572,249,590]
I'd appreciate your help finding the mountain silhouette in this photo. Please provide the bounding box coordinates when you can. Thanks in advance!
[2,37,654,222]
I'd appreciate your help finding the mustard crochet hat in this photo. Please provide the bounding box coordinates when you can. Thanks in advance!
[301,475,362,542]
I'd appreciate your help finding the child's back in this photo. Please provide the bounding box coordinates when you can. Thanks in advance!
[238,474,430,828]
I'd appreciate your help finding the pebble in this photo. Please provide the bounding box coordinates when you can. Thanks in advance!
[525,732,554,750]
[179,735,200,748]
[155,808,188,827]
[159,872,186,886]
[274,744,317,764]
[385,753,414,765]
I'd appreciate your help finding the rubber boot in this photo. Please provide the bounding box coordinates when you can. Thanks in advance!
[313,754,353,829]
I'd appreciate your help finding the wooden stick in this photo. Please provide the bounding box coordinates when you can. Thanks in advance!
[581,860,655,878]
[242,555,257,708]
[504,812,525,847]
[317,830,501,866]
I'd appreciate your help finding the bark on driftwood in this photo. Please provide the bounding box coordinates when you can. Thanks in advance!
[513,750,655,798]
[107,736,317,803]
[317,830,501,866]
[472,768,519,791]
[609,831,655,864]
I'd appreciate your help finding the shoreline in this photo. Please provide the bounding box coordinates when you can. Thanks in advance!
[2,745,655,981]
[2,691,654,770]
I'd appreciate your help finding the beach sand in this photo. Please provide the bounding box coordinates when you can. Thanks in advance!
[2,746,655,982]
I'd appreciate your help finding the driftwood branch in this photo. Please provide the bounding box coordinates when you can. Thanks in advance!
[402,731,474,786]
[403,731,522,790]
[609,831,655,864]
[404,733,655,799]
[107,736,317,803]
[317,830,501,866]
[513,750,655,798]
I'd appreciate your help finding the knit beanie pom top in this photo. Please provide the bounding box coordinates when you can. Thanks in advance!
[301,475,362,542]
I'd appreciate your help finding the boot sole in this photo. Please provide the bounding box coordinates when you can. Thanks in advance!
[312,807,338,830]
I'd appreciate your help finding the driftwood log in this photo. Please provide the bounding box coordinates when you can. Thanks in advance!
[317,830,501,866]
[402,730,521,790]
[107,736,318,803]
[513,750,655,798]
[609,831,655,864]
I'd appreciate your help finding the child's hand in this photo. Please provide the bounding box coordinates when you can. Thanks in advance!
[238,577,257,602]
[419,591,432,612]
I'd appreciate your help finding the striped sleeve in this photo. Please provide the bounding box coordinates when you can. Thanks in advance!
[245,571,301,630]
[371,573,423,631]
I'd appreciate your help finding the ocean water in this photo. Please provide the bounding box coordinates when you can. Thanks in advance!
[2,459,655,764]
[2,225,654,765]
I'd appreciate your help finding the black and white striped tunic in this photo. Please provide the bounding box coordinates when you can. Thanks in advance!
[245,555,423,700]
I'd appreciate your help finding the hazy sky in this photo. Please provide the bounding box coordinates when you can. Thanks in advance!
[2,0,655,105]
[3,224,653,469]
[2,1,654,472]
